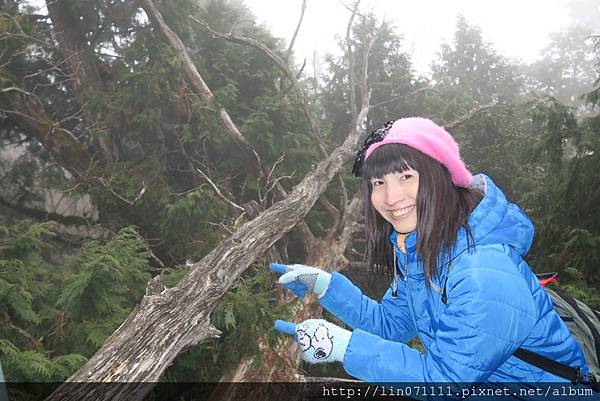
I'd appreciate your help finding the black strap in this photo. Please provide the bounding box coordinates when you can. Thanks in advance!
[513,347,583,383]
[514,348,599,391]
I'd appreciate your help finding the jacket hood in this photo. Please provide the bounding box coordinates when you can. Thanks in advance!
[391,174,534,266]
[464,174,533,257]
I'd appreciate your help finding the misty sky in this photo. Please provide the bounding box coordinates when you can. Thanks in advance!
[244,0,597,76]
[23,0,599,76]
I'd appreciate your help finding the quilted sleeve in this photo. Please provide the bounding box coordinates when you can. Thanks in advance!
[319,272,417,343]
[342,251,538,383]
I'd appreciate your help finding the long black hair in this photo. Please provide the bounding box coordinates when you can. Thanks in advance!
[361,143,482,285]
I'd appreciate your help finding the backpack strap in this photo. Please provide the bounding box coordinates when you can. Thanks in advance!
[512,347,593,386]
[513,347,599,391]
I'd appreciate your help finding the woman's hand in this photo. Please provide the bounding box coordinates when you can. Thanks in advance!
[269,263,331,298]
[274,319,350,364]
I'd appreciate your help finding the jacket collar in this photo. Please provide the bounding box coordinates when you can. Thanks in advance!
[388,174,498,274]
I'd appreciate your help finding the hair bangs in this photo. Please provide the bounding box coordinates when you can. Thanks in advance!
[362,144,417,181]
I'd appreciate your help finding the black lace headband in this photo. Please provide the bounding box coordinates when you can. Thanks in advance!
[351,120,396,177]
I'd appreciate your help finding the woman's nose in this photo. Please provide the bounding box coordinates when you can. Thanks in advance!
[384,184,404,205]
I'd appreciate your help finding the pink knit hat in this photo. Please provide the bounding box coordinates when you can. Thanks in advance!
[364,117,472,187]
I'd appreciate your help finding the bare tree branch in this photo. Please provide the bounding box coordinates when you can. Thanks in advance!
[3,312,43,351]
[143,0,318,272]
[209,11,376,396]
[47,95,370,398]
[195,168,245,212]
[130,230,167,271]
[345,0,361,120]
[285,0,307,60]
[190,15,329,156]
[140,0,262,174]
[0,86,36,96]
[337,0,366,18]
[445,96,499,129]
[370,87,441,110]
[213,192,365,396]
[319,195,341,239]
[97,177,147,206]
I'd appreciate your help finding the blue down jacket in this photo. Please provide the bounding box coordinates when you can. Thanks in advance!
[320,174,589,382]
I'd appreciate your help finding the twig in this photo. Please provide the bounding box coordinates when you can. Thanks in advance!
[370,87,441,110]
[265,173,295,199]
[130,230,167,269]
[348,247,365,258]
[206,221,234,235]
[3,312,43,351]
[265,153,286,190]
[97,177,147,206]
[0,86,36,96]
[282,58,307,95]
[191,16,292,82]
[320,195,341,240]
[337,0,366,18]
[195,168,245,212]
[445,96,499,129]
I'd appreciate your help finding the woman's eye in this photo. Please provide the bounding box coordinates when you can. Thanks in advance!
[372,179,383,187]
[401,174,412,181]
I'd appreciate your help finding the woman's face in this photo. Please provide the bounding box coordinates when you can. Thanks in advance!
[370,169,419,234]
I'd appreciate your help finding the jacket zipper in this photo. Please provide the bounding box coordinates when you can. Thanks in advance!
[395,244,424,347]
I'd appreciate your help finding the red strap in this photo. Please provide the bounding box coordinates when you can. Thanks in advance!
[539,276,558,287]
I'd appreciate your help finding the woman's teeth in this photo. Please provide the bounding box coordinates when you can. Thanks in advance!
[391,205,415,217]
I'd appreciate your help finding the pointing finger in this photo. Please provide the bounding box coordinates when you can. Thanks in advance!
[274,320,297,336]
[269,263,289,275]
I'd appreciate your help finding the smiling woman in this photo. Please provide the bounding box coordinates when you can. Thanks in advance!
[369,170,419,234]
[271,117,595,390]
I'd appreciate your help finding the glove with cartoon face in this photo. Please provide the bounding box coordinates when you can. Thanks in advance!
[269,263,331,298]
[274,319,351,364]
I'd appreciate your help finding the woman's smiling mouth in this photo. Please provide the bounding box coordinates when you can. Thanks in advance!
[390,205,415,218]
